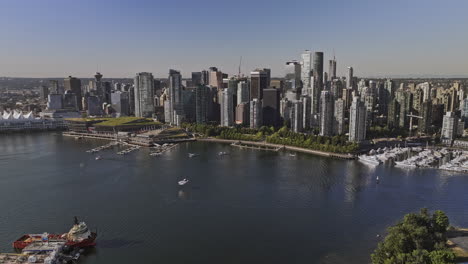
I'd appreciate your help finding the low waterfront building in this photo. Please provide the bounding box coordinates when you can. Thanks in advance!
[0,110,66,132]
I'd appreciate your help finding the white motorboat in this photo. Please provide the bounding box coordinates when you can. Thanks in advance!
[288,153,296,157]
[218,151,228,156]
[95,156,102,161]
[358,155,382,166]
[150,152,162,156]
[178,179,189,186]
[188,153,198,158]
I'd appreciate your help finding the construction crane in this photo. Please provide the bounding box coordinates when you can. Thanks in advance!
[407,112,423,138]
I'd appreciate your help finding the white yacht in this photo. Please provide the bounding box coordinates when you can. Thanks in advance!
[358,155,382,166]
[178,179,189,186]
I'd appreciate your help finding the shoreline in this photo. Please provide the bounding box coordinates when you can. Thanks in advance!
[196,137,356,160]
[62,132,356,159]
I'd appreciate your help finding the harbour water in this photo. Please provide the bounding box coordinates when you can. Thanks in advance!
[1,133,468,263]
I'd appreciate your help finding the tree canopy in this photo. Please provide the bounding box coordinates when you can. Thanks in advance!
[371,208,455,264]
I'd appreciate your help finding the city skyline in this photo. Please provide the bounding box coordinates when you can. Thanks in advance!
[1,0,468,78]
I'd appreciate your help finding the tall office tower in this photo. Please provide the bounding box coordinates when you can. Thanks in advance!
[418,82,431,102]
[86,95,102,116]
[208,86,220,123]
[134,72,155,118]
[328,58,337,79]
[237,80,250,103]
[300,50,312,89]
[128,86,135,115]
[195,85,209,124]
[63,91,78,110]
[441,112,458,140]
[349,96,367,142]
[342,88,353,111]
[301,95,311,130]
[114,82,122,91]
[347,67,354,90]
[64,76,82,110]
[387,98,400,129]
[220,88,234,127]
[263,88,280,127]
[364,87,376,127]
[291,100,303,133]
[47,94,63,110]
[284,61,302,92]
[227,78,239,108]
[358,80,367,96]
[49,80,60,94]
[461,98,468,120]
[250,69,270,100]
[102,82,112,104]
[167,69,183,123]
[40,86,49,100]
[280,98,292,126]
[201,70,209,85]
[377,81,388,116]
[87,80,96,93]
[319,90,334,136]
[323,72,328,85]
[418,101,432,133]
[111,91,130,117]
[250,98,262,129]
[412,88,424,113]
[330,79,343,99]
[192,72,202,87]
[396,90,410,128]
[235,102,250,125]
[334,98,345,135]
[312,52,324,114]
[182,89,196,123]
[209,67,223,89]
[384,79,394,99]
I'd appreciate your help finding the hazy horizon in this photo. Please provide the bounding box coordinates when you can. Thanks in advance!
[1,0,467,78]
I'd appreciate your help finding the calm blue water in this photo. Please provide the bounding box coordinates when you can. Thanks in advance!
[0,133,468,264]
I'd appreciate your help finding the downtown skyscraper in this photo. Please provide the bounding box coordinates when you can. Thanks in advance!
[312,52,324,115]
[166,69,183,124]
[134,72,155,118]
[349,96,367,142]
[300,50,312,89]
[319,90,334,136]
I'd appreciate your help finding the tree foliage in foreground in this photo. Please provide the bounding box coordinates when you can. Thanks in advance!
[371,208,455,264]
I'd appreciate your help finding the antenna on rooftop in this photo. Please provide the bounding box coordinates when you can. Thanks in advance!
[238,56,242,77]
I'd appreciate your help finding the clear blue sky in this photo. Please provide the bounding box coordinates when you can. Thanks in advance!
[1,0,467,78]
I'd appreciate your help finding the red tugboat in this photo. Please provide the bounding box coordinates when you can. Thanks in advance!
[13,217,97,250]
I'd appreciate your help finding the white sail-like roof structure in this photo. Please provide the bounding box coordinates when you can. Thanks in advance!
[0,111,37,122]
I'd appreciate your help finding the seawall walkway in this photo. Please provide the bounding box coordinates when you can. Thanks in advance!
[196,138,356,160]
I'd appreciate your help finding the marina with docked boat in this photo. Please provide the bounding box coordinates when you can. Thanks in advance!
[358,145,468,172]
[0,218,96,264]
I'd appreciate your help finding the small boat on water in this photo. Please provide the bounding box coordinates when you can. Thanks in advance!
[188,153,198,158]
[178,179,189,186]
[358,155,382,166]
[376,176,380,183]
[13,217,97,250]
[218,151,228,156]
[95,156,102,160]
[288,153,296,157]
[150,152,162,156]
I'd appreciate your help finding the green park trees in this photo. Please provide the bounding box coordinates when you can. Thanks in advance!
[371,209,455,264]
